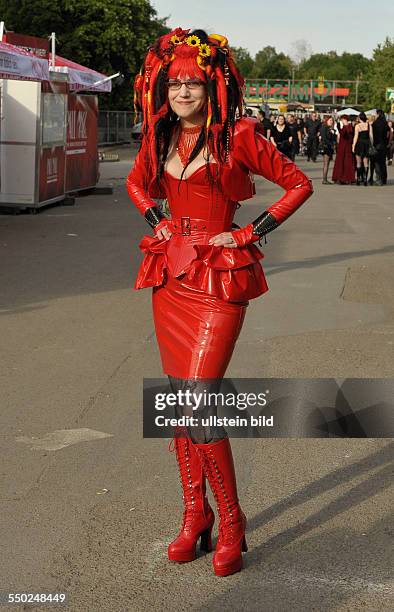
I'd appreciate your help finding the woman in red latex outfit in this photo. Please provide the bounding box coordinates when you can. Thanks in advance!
[126,28,313,577]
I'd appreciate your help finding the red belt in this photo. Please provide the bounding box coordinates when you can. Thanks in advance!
[168,217,230,235]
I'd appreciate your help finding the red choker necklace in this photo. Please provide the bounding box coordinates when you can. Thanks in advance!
[180,125,202,134]
[177,125,202,167]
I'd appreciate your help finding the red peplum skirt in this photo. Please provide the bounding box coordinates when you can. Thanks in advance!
[135,226,269,379]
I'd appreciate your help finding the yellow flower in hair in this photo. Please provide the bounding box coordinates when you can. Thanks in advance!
[197,55,207,70]
[186,35,201,47]
[170,34,183,45]
[199,43,211,57]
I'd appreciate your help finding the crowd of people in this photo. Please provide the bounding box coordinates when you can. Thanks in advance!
[252,108,393,186]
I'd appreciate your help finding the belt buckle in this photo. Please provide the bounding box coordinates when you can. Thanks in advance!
[181,216,191,235]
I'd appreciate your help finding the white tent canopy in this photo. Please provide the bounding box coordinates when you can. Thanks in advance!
[337,107,360,116]
[0,41,49,81]
[50,55,112,92]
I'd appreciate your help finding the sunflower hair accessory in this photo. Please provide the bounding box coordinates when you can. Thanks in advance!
[133,27,245,171]
[161,28,217,69]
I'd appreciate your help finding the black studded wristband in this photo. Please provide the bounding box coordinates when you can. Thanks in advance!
[252,211,279,237]
[144,206,165,229]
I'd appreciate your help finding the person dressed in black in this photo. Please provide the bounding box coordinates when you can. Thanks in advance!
[270,114,292,158]
[387,120,393,166]
[269,113,277,132]
[372,109,390,185]
[304,111,321,162]
[320,116,337,184]
[257,109,272,141]
[287,114,302,161]
[352,112,372,185]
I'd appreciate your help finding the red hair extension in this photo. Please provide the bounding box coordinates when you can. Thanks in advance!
[215,66,227,126]
[133,27,246,180]
[210,123,222,161]
[227,54,244,88]
[147,61,162,116]
[206,97,212,134]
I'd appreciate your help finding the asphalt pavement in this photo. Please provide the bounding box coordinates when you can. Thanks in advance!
[0,144,393,611]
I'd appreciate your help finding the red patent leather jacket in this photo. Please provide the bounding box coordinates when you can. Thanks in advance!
[126,117,313,302]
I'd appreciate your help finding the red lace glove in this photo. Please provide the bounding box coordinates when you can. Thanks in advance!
[153,218,171,235]
[231,224,260,247]
[232,212,280,246]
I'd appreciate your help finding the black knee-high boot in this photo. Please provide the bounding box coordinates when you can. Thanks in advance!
[356,167,362,185]
[363,165,368,186]
[368,162,374,185]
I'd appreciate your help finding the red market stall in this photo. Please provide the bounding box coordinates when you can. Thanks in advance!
[0,41,52,210]
[50,55,111,194]
[0,31,112,212]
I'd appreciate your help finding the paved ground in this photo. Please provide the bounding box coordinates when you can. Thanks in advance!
[0,144,393,611]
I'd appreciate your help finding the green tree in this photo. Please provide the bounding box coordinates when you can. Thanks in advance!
[231,47,254,78]
[252,46,292,79]
[0,0,169,109]
[364,37,394,110]
[294,50,372,106]
[340,52,370,80]
[298,51,346,80]
[297,50,371,81]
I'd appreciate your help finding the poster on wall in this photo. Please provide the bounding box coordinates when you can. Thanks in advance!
[39,146,66,202]
[66,94,99,192]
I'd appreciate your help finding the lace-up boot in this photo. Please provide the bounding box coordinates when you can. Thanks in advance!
[195,438,247,576]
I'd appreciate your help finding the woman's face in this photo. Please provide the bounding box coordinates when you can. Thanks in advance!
[167,73,207,121]
[277,115,285,125]
[327,117,334,127]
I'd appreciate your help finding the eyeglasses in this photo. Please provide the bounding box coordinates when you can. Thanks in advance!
[166,79,205,91]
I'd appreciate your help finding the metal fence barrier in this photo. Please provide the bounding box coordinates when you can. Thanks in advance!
[98,111,139,145]
[98,108,393,146]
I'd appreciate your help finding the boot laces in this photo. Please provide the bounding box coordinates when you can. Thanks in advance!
[198,449,239,545]
[172,437,202,533]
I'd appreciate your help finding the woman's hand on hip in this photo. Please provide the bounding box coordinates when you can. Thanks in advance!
[154,219,172,241]
[208,232,238,248]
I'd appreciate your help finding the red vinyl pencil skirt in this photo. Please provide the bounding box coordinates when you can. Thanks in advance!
[152,275,248,379]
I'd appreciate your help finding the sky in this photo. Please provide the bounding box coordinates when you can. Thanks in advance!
[152,0,394,59]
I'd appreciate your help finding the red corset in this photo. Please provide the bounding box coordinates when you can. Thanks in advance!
[135,167,269,302]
